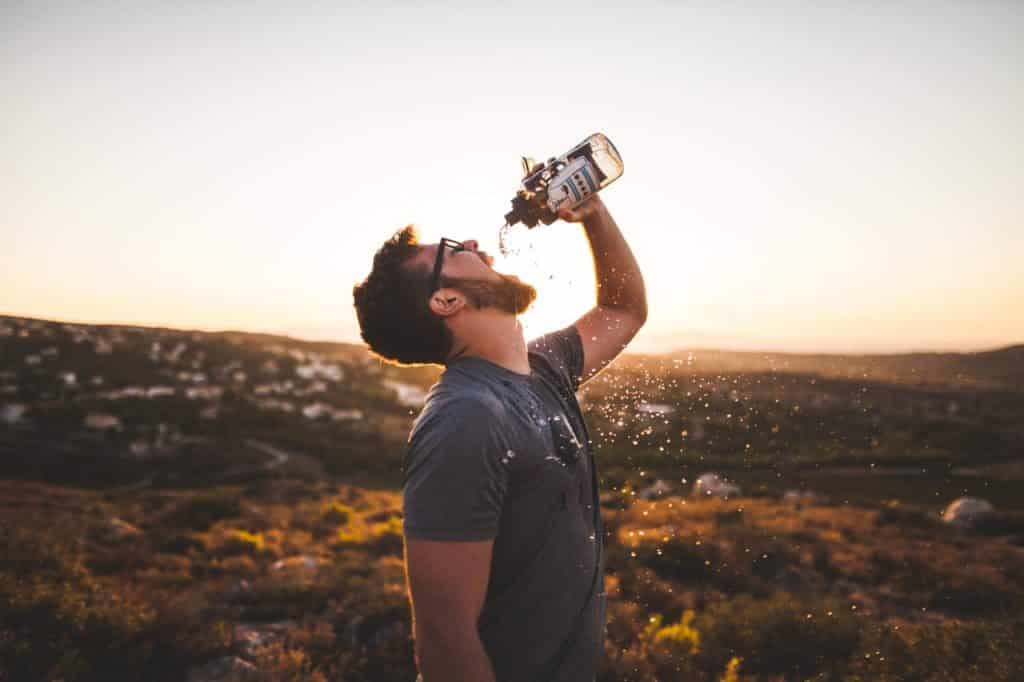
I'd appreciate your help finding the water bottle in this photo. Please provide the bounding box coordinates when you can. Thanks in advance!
[503,132,624,229]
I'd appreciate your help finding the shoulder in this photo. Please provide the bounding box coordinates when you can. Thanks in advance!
[528,324,585,392]
[411,383,504,442]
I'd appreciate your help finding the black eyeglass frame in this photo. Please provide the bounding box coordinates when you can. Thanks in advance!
[430,238,467,294]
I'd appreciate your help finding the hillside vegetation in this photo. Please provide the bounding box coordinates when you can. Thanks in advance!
[2,314,1023,681]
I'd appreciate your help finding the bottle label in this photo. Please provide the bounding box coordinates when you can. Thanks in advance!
[545,156,600,213]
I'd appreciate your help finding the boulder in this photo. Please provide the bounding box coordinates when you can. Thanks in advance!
[270,555,320,581]
[692,473,740,499]
[233,621,295,659]
[942,497,994,528]
[92,517,143,544]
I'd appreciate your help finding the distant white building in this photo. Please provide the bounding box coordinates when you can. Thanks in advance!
[129,440,151,457]
[295,358,343,382]
[146,386,175,398]
[638,479,674,500]
[24,354,41,366]
[1,404,28,425]
[383,380,428,408]
[186,386,223,400]
[167,342,188,364]
[256,398,296,413]
[85,413,122,431]
[302,402,333,420]
[693,473,741,499]
[94,339,114,355]
[253,381,294,396]
[637,402,675,416]
[58,372,77,387]
[332,408,364,421]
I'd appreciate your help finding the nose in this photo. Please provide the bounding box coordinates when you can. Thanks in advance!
[461,240,479,252]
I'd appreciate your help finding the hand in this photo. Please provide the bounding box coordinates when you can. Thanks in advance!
[557,194,606,223]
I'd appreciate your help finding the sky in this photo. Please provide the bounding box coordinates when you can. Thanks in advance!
[3,1,1022,354]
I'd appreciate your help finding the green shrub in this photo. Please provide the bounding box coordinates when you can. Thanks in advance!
[162,490,242,531]
[695,593,862,678]
[847,617,1024,682]
[650,610,700,654]
[157,532,207,555]
[0,526,230,681]
[322,501,355,525]
[221,530,266,556]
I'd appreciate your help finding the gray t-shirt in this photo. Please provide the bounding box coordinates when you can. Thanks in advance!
[402,325,605,682]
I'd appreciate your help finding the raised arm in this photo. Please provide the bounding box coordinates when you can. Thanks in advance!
[559,194,647,383]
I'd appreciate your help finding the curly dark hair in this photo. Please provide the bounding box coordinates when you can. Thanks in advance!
[352,226,453,366]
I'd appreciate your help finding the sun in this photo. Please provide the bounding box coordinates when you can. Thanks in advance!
[491,225,597,340]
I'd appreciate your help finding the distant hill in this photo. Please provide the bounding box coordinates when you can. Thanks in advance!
[637,345,1024,391]
[4,313,1019,390]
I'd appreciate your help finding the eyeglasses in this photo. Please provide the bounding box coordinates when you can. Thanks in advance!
[430,238,467,294]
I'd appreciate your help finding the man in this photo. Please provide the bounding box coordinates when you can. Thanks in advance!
[352,194,646,682]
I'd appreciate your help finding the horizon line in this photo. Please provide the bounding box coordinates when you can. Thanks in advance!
[3,311,1020,359]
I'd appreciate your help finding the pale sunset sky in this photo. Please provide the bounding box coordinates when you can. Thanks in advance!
[3,1,1022,354]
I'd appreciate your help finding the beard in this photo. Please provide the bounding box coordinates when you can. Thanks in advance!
[444,273,537,315]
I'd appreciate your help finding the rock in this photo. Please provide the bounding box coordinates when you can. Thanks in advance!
[1,403,28,425]
[93,517,143,544]
[783,489,822,505]
[692,473,740,499]
[270,555,319,581]
[942,497,994,528]
[233,621,295,659]
[186,656,259,682]
[637,479,674,500]
[84,413,122,431]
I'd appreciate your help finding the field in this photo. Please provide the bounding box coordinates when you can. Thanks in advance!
[1,315,1023,681]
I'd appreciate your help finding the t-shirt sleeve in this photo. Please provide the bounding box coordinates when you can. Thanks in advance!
[527,324,586,393]
[401,399,510,541]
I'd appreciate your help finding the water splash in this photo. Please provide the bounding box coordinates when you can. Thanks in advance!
[498,222,517,257]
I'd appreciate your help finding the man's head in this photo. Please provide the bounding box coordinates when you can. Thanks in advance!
[352,226,537,366]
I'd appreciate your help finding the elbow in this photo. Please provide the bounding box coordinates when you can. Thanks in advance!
[635,300,648,327]
[628,298,648,329]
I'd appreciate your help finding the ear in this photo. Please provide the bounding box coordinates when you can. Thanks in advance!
[428,288,466,318]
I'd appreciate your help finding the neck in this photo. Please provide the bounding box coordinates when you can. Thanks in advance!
[447,311,530,375]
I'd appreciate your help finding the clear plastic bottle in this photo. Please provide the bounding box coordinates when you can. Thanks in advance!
[503,132,624,229]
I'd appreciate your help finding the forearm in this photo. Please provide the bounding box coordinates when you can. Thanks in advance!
[580,199,647,320]
[416,626,497,682]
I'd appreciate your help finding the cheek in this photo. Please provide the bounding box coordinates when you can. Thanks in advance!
[457,257,494,279]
